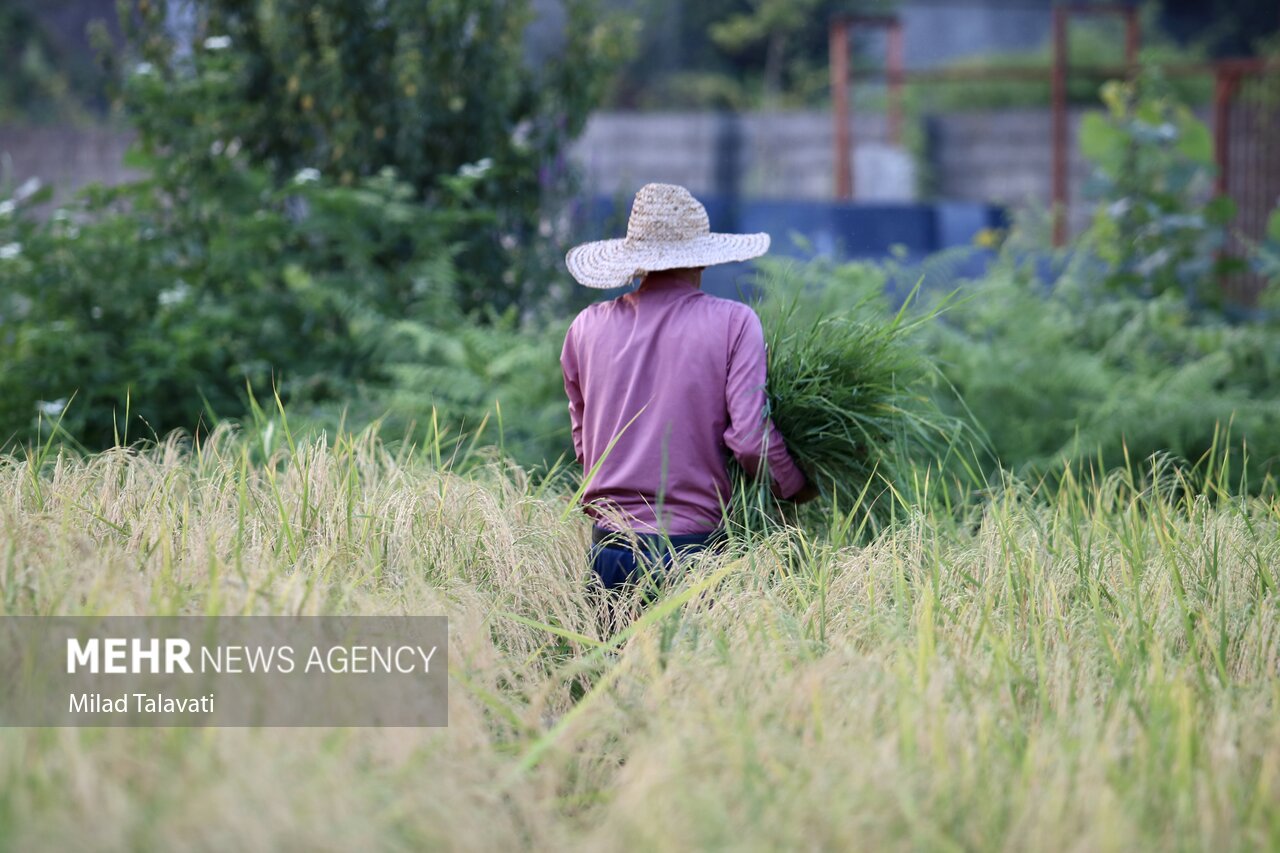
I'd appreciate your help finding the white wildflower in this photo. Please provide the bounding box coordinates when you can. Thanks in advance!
[293,167,321,185]
[53,218,80,239]
[203,35,232,50]
[51,209,79,238]
[0,200,14,217]
[210,139,225,156]
[510,120,532,150]
[14,178,42,202]
[158,282,191,307]
[37,399,67,418]
[134,62,155,76]
[0,243,21,261]
[458,157,493,179]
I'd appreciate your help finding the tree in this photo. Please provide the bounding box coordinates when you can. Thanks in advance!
[98,0,633,314]
[708,0,825,105]
[0,0,635,450]
[0,3,102,123]
[606,0,870,109]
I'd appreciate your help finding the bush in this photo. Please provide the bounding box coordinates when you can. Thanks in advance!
[917,251,1280,487]
[102,0,632,315]
[0,160,471,450]
[292,310,574,470]
[1080,71,1237,307]
[0,0,632,453]
[894,70,1277,489]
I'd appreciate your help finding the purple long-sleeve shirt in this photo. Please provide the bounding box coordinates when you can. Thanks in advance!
[560,272,806,535]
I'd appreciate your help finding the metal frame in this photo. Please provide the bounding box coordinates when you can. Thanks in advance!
[1211,57,1276,197]
[1051,4,1140,246]
[828,7,1280,302]
[830,14,904,201]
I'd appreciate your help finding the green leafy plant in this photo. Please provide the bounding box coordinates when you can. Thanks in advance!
[0,159,470,450]
[97,0,634,315]
[0,0,634,453]
[916,243,1280,489]
[1253,207,1280,301]
[296,310,574,470]
[0,4,103,122]
[1079,70,1237,307]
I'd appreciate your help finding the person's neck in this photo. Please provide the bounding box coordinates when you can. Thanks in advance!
[640,269,701,290]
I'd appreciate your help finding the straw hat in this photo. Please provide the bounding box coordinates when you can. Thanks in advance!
[565,183,770,289]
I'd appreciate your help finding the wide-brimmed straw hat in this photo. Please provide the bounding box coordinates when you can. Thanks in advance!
[565,183,770,289]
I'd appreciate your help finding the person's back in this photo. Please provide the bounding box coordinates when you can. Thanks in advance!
[562,270,805,535]
[560,183,814,593]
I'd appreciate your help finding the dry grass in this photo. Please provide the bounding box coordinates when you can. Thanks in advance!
[1,422,1278,851]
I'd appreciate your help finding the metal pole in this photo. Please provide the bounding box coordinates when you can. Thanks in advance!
[1213,66,1236,197]
[1051,7,1068,247]
[887,19,905,147]
[831,18,852,199]
[1211,64,1240,303]
[1123,5,1140,72]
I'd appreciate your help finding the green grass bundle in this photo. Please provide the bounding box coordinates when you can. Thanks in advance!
[731,268,970,535]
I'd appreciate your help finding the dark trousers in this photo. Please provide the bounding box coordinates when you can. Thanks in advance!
[588,525,723,591]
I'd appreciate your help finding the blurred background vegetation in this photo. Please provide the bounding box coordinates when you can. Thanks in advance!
[602,0,1275,109]
[1,0,1278,493]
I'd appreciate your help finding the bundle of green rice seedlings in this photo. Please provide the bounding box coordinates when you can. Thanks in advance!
[729,270,966,538]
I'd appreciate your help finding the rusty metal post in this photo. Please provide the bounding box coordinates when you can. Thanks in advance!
[830,17,852,199]
[1122,5,1140,71]
[887,18,905,147]
[1211,64,1240,303]
[1213,66,1237,197]
[1051,7,1068,246]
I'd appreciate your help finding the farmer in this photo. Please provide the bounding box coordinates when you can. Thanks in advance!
[561,183,818,595]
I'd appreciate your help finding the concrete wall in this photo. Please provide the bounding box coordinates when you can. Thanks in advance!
[572,111,899,201]
[2,109,1129,239]
[0,125,138,207]
[926,109,1095,234]
[570,108,1100,234]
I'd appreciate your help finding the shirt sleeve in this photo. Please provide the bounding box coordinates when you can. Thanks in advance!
[723,307,807,499]
[561,319,585,465]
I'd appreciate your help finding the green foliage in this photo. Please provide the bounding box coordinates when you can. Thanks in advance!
[1079,71,1235,306]
[0,0,631,454]
[0,158,471,450]
[607,0,863,109]
[0,4,100,122]
[104,0,633,314]
[296,311,573,469]
[905,16,1213,113]
[917,249,1280,487]
[707,0,826,105]
[1254,206,1280,298]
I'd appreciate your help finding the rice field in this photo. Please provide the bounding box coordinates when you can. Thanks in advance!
[1,423,1278,851]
